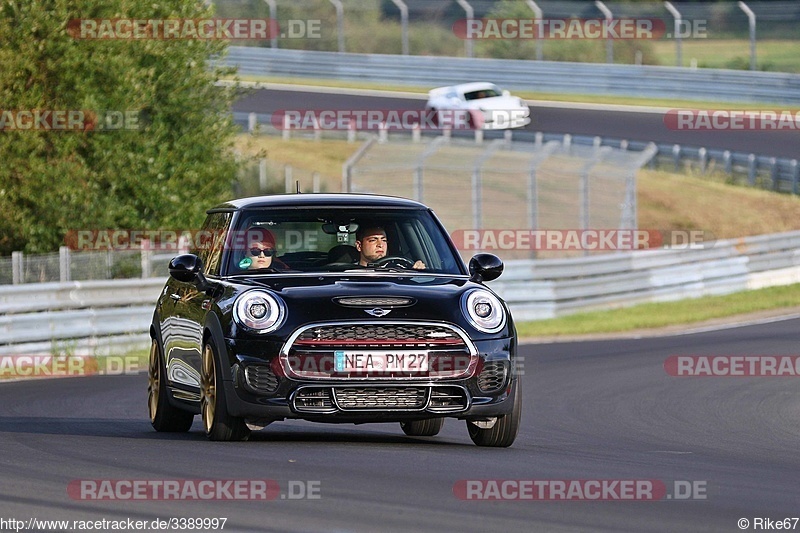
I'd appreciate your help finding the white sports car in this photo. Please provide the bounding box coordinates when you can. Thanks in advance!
[425,82,531,130]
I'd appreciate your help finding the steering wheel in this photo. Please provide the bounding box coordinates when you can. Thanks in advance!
[370,256,416,269]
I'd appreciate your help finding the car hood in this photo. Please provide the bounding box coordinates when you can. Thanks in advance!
[227,274,512,339]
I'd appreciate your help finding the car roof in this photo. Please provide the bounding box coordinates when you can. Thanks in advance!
[208,193,429,213]
[430,82,500,95]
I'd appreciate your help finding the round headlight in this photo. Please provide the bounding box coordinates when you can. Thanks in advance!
[462,289,506,334]
[233,290,286,333]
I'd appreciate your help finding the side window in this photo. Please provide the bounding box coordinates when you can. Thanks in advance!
[193,212,231,276]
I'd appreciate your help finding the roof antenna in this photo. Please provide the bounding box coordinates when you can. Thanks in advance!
[296,180,301,194]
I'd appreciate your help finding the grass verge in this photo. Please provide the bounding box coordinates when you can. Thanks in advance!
[516,283,800,338]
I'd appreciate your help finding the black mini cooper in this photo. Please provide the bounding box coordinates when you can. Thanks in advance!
[148,194,520,446]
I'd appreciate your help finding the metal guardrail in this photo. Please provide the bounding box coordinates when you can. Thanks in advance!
[223,46,800,104]
[234,111,800,196]
[3,230,800,352]
[493,230,800,320]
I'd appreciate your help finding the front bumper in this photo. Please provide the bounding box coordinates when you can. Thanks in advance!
[221,335,517,423]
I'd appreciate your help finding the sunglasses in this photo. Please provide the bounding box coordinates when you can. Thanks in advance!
[249,248,276,257]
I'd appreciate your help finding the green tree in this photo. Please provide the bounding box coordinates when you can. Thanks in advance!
[0,0,240,254]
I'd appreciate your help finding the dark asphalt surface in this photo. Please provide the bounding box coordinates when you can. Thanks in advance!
[232,89,800,159]
[1,318,798,532]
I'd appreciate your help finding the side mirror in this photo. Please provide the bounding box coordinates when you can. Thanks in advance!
[169,254,204,283]
[468,253,504,282]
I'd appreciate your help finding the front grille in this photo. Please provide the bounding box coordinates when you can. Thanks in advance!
[334,296,414,307]
[295,324,462,346]
[244,364,279,393]
[477,361,507,393]
[294,388,335,413]
[334,387,427,410]
[429,386,468,411]
[283,322,476,380]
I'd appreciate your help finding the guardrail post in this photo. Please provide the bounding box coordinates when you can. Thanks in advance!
[141,240,152,279]
[475,128,483,144]
[698,147,707,174]
[284,165,293,192]
[378,121,388,143]
[412,123,421,143]
[563,134,572,154]
[282,114,291,141]
[770,157,778,191]
[248,112,257,134]
[347,121,357,143]
[312,115,321,141]
[59,246,71,282]
[312,172,321,193]
[792,159,799,195]
[259,158,268,192]
[12,251,23,284]
[504,130,513,143]
[723,150,732,174]
[747,153,757,186]
[534,132,543,147]
[620,140,628,151]
[672,144,681,171]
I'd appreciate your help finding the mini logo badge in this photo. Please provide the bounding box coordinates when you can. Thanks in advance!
[364,308,391,317]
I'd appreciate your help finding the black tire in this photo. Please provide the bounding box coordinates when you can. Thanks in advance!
[400,418,444,437]
[148,338,194,432]
[467,380,521,447]
[201,342,250,442]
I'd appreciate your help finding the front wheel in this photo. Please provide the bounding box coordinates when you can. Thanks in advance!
[400,418,444,437]
[148,338,194,432]
[467,380,521,447]
[201,342,250,441]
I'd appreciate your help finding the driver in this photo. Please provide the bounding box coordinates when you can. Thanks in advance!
[355,226,425,270]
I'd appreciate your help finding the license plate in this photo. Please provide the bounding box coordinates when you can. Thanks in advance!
[334,350,428,373]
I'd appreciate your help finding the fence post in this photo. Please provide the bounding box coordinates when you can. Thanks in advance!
[748,154,757,186]
[284,165,293,192]
[59,246,71,282]
[672,144,681,171]
[12,251,23,284]
[141,240,152,279]
[699,147,707,174]
[770,157,778,191]
[259,158,268,192]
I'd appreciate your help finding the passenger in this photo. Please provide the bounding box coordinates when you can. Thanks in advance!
[355,226,426,270]
[239,227,284,270]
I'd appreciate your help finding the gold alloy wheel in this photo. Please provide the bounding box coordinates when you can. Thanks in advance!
[147,340,159,423]
[201,344,216,434]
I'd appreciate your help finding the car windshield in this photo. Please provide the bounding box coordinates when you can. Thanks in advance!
[224,208,465,276]
[463,87,502,101]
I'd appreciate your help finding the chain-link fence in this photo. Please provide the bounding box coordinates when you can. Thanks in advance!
[212,0,800,70]
[0,249,173,285]
[344,134,655,260]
